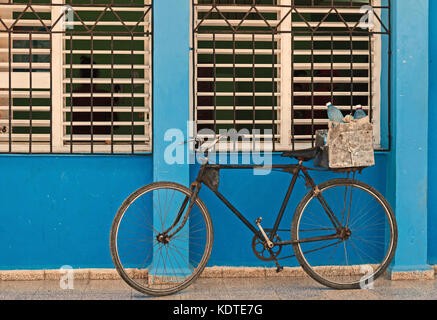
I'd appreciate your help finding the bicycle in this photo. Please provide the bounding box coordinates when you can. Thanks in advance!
[110,135,398,296]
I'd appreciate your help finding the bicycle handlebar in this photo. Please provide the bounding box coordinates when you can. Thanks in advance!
[180,134,228,154]
[198,134,228,154]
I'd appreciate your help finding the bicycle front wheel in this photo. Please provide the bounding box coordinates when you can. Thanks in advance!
[110,182,213,296]
[291,179,397,290]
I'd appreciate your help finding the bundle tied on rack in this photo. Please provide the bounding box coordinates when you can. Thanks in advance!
[326,116,375,169]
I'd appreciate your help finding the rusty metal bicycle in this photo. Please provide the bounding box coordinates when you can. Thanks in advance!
[110,135,397,296]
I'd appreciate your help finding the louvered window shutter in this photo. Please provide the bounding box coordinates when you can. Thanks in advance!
[193,0,386,151]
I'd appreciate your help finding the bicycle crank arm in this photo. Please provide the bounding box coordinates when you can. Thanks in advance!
[255,217,274,249]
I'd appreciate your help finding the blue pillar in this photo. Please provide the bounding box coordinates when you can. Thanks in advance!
[387,0,433,277]
[429,0,437,266]
[153,0,190,184]
[152,0,191,276]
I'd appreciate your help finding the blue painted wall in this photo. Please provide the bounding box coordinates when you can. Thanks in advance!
[1,0,435,272]
[0,156,153,270]
[0,154,388,270]
[428,0,437,265]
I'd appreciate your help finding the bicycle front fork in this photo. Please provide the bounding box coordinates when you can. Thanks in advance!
[158,181,202,242]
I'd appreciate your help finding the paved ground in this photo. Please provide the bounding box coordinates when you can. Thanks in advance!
[0,277,436,300]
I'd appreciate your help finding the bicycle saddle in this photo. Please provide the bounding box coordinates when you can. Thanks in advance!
[281,146,321,162]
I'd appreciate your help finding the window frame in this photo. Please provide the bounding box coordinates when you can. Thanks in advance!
[191,0,391,152]
[0,0,153,155]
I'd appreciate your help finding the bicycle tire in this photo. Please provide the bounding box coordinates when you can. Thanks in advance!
[110,181,214,296]
[291,178,397,290]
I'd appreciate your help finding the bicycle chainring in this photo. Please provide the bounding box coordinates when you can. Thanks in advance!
[251,233,282,261]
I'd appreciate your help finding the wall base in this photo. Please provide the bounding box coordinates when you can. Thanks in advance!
[389,265,435,280]
[0,266,436,281]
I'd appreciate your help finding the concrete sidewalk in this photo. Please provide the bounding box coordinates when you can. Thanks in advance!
[0,277,436,300]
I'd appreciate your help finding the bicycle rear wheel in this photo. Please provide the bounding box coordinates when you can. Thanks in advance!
[110,182,213,296]
[291,179,397,290]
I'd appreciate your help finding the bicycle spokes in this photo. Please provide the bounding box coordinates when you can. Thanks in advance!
[111,183,213,296]
[293,180,396,288]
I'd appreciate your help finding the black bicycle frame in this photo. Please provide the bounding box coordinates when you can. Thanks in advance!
[173,161,345,247]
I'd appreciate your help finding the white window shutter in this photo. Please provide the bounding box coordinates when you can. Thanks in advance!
[193,0,384,151]
[0,0,153,154]
[0,2,52,153]
[62,1,152,154]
